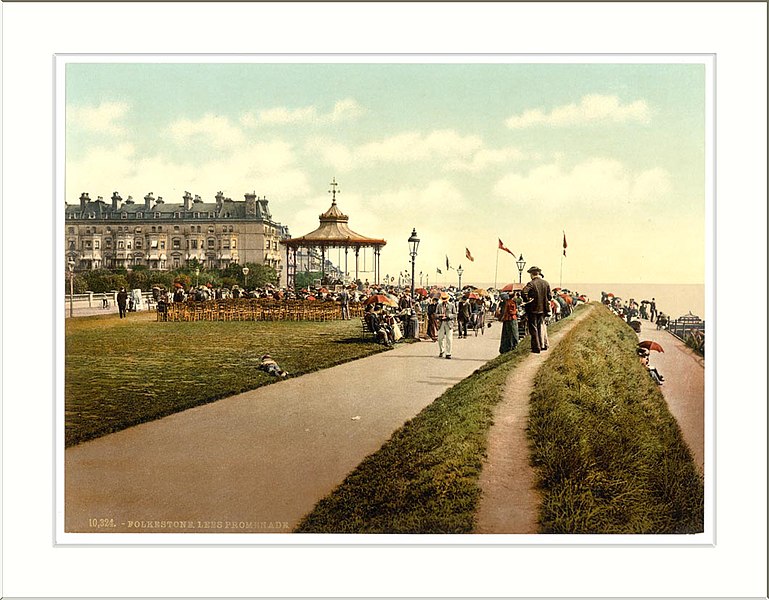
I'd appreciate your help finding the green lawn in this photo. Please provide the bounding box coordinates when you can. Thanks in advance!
[527,306,704,533]
[65,312,385,447]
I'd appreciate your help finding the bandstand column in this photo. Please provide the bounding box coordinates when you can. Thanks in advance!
[355,246,360,283]
[345,246,349,283]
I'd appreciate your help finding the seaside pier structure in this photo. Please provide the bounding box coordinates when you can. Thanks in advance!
[281,180,386,289]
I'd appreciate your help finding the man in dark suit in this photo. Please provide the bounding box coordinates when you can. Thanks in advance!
[521,266,551,353]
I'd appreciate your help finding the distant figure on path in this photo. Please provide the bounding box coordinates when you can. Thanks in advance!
[521,266,551,353]
[117,287,128,319]
[426,297,439,341]
[435,293,457,359]
[339,288,350,320]
[650,297,658,322]
[496,292,519,353]
[457,295,471,338]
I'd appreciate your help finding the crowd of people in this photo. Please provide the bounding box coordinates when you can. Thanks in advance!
[147,273,595,361]
[601,292,669,330]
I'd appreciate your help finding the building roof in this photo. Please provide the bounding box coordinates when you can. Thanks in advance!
[65,192,279,224]
[281,200,386,248]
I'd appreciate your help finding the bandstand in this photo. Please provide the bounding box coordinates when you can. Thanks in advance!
[281,179,386,289]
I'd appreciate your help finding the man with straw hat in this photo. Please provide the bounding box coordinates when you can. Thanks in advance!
[521,265,552,354]
[435,291,457,359]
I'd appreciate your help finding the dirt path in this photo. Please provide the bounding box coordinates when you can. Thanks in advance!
[474,306,595,534]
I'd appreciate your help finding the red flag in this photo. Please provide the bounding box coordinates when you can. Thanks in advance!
[465,248,474,262]
[563,232,568,257]
[498,238,514,256]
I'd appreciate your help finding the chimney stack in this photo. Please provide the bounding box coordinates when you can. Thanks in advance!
[79,192,90,210]
[183,191,193,211]
[111,191,121,210]
[144,192,154,210]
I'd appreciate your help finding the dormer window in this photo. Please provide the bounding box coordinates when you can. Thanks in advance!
[121,213,127,219]
[154,212,160,219]
[136,212,143,219]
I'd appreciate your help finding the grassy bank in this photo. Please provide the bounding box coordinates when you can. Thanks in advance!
[527,306,704,533]
[65,312,385,447]
[295,309,585,533]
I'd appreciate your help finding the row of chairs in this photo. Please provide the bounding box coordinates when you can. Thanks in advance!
[159,299,366,322]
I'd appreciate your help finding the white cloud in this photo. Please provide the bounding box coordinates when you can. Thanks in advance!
[359,129,483,162]
[69,101,130,135]
[446,147,527,172]
[493,158,673,209]
[505,94,651,129]
[308,129,499,172]
[168,114,246,149]
[241,98,365,128]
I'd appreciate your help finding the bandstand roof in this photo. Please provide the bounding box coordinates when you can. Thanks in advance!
[281,199,386,248]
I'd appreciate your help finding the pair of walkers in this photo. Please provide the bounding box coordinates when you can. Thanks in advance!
[497,266,551,354]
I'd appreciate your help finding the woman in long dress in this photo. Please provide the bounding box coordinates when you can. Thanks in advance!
[426,297,439,341]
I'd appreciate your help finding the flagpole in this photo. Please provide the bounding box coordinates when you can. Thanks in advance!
[560,253,563,289]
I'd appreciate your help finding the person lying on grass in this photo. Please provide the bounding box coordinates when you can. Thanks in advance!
[259,354,289,378]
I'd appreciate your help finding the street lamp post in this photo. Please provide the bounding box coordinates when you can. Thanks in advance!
[516,254,526,284]
[419,271,423,287]
[408,228,420,299]
[67,260,75,318]
[457,264,464,291]
[242,266,249,289]
[195,267,200,287]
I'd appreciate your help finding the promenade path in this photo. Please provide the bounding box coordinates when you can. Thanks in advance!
[65,324,502,533]
[637,318,705,473]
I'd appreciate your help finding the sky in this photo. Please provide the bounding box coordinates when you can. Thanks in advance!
[65,61,706,286]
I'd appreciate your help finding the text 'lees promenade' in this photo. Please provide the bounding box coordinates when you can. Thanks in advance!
[65,190,288,274]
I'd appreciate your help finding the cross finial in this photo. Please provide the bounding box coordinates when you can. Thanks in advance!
[328,177,340,203]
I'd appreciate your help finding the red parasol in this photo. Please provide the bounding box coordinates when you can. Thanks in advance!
[319,287,329,294]
[364,294,398,307]
[500,282,524,292]
[415,288,429,296]
[467,293,479,299]
[638,340,664,353]
[306,295,317,301]
[559,293,573,305]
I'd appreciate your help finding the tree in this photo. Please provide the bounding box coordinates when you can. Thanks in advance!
[294,270,318,290]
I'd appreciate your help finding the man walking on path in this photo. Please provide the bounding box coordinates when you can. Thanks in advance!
[521,266,551,353]
[339,287,350,320]
[496,292,519,353]
[435,292,457,359]
[116,287,128,319]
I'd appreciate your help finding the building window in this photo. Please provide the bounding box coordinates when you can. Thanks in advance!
[173,258,180,268]
[208,226,215,233]
[154,212,160,219]
[197,226,202,233]
[232,240,236,249]
[105,239,112,248]
[85,241,92,249]
[137,212,143,219]
[118,241,124,249]
[94,241,100,249]
[223,240,230,249]
[174,226,180,232]
[160,241,165,250]
[121,213,127,219]
[135,240,142,249]
[135,227,141,233]
[208,238,215,249]
[191,240,198,249]
[151,226,156,232]
[173,238,180,249]
[194,212,200,219]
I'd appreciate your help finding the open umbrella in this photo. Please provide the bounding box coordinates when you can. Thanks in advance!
[364,294,398,307]
[638,340,664,353]
[467,292,479,299]
[319,287,329,294]
[415,288,429,296]
[500,282,524,292]
[559,293,574,305]
[473,288,489,296]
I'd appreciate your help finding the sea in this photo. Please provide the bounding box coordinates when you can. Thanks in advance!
[474,282,706,321]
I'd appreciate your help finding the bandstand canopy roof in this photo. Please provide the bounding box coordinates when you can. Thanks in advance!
[281,199,386,248]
